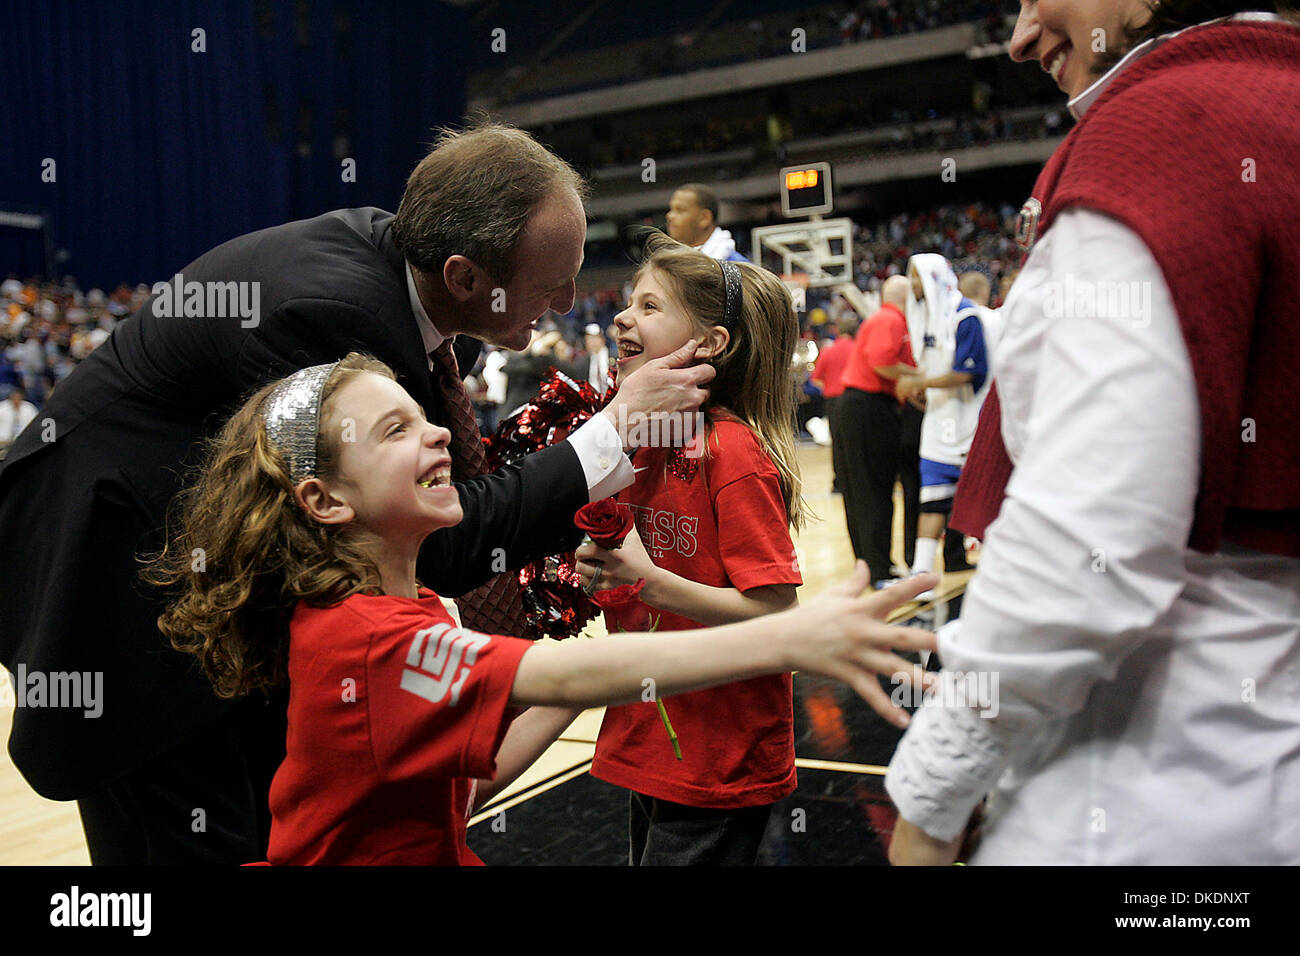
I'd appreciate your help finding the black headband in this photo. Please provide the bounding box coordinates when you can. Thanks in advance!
[719,259,743,331]
[620,224,743,330]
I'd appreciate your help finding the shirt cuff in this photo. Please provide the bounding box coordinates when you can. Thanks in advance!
[566,412,635,502]
[885,619,1027,842]
[885,699,1013,842]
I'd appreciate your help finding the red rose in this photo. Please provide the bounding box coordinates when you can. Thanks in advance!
[590,578,645,611]
[593,579,654,632]
[575,498,635,549]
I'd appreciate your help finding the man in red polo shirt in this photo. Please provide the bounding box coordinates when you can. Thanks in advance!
[811,316,857,494]
[833,275,918,586]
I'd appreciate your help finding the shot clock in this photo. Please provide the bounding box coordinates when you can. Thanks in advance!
[780,162,832,218]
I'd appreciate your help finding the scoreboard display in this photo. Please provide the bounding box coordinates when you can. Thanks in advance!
[780,162,832,217]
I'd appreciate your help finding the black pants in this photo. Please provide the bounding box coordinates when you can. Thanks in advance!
[629,791,773,866]
[825,394,844,493]
[835,388,902,579]
[899,402,923,568]
[75,692,287,865]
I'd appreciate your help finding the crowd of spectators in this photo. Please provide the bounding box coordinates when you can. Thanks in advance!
[830,1,1011,47]
[568,101,1067,181]
[0,276,149,455]
[477,0,1014,104]
[1,276,146,411]
[844,201,1020,296]
[645,1,1012,72]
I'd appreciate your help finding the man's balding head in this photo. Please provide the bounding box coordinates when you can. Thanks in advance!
[881,275,911,310]
[959,271,992,307]
[394,121,590,350]
[393,121,588,286]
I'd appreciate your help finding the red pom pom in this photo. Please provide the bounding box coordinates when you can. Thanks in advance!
[482,367,617,639]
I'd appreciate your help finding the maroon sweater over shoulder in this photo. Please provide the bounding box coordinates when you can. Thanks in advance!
[951,20,1300,558]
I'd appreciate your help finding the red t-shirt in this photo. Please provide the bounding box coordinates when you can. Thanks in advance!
[266,589,531,865]
[840,303,914,398]
[591,415,803,808]
[811,334,855,399]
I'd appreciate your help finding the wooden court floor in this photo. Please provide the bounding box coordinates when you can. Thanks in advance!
[0,442,972,865]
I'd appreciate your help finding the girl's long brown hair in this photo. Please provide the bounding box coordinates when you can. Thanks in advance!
[142,353,397,699]
[636,233,807,530]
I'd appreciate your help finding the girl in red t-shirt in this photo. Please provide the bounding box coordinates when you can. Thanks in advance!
[145,352,936,864]
[575,233,812,865]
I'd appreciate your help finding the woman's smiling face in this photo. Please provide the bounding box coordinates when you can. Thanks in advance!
[1010,0,1157,98]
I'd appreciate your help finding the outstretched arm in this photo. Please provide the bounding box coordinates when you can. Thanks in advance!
[510,563,937,728]
[575,524,797,627]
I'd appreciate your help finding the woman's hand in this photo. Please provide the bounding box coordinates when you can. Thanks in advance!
[575,523,657,594]
[780,561,938,728]
[889,817,964,866]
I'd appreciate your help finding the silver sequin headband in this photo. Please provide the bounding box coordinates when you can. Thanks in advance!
[719,260,743,331]
[262,361,341,483]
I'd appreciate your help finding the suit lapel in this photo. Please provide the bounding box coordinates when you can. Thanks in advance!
[374,212,444,417]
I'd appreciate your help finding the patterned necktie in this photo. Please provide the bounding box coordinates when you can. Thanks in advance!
[428,340,530,636]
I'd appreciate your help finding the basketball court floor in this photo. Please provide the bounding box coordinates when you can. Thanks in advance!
[0,442,974,865]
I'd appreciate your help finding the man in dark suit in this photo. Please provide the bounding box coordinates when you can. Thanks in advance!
[0,122,713,864]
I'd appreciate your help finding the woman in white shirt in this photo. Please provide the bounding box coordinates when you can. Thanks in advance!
[886,1,1300,865]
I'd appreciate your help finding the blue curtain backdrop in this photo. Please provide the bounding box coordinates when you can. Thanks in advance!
[0,0,467,288]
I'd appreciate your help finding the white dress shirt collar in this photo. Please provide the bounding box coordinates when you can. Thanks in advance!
[1069,12,1285,119]
[406,261,447,367]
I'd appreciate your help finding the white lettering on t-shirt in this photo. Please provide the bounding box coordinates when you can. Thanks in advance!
[653,508,675,553]
[627,504,698,560]
[400,623,490,706]
[675,516,698,559]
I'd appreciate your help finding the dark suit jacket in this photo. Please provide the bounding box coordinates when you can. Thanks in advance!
[0,208,588,799]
